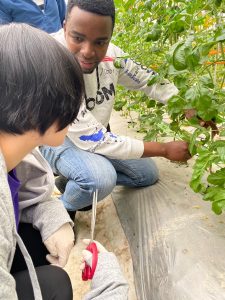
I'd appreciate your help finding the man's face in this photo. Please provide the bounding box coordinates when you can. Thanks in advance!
[64,7,113,74]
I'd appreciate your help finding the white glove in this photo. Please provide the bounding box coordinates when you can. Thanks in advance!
[80,239,107,270]
[44,223,75,267]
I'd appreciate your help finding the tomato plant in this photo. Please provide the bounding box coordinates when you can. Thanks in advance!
[113,0,225,214]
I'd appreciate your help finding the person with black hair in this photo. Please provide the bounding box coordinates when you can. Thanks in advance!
[0,0,66,33]
[0,22,128,300]
[0,21,83,300]
[40,0,191,217]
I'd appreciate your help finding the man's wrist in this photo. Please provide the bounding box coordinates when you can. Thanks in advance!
[143,141,167,157]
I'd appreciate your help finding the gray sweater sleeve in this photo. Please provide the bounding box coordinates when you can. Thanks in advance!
[17,149,73,241]
[0,153,19,299]
[0,185,18,300]
[83,252,129,300]
[20,196,73,241]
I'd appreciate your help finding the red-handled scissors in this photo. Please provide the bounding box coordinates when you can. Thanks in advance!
[82,190,98,281]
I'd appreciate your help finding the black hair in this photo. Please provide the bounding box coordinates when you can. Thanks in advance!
[0,23,84,135]
[66,0,115,30]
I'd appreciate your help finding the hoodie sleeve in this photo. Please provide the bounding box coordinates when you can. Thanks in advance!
[0,212,18,300]
[68,103,144,160]
[0,157,18,300]
[83,252,129,300]
[114,48,178,103]
[16,149,73,241]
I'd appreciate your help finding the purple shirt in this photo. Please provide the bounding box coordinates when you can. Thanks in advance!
[7,169,20,229]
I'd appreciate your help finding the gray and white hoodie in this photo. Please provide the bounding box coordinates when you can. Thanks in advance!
[53,29,178,160]
[0,149,128,299]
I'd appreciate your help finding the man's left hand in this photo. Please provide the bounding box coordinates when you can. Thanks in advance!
[185,109,219,137]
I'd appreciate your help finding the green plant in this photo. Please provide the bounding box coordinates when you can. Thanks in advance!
[113,0,225,214]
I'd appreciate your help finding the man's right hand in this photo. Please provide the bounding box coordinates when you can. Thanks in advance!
[163,141,191,162]
[143,140,191,162]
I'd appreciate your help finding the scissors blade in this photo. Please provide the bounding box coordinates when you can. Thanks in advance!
[90,189,98,243]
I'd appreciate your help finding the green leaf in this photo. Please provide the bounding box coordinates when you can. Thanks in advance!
[124,0,136,10]
[144,130,158,141]
[195,94,212,111]
[204,186,223,201]
[212,201,224,215]
[173,75,188,89]
[173,42,187,71]
[190,127,210,153]
[167,64,188,75]
[199,75,214,89]
[197,108,218,121]
[146,23,162,42]
[207,169,225,186]
[145,0,152,10]
[215,0,222,7]
[168,19,185,33]
[190,179,205,194]
[204,187,225,214]
[147,74,161,86]
[169,121,179,132]
[219,129,225,136]
[185,49,200,71]
[114,0,122,8]
[185,86,199,102]
[189,129,200,156]
[198,42,216,56]
[177,130,192,143]
[114,100,127,111]
[190,149,216,193]
[146,99,156,108]
[217,147,225,162]
[210,140,225,150]
[167,96,186,114]
[214,28,225,43]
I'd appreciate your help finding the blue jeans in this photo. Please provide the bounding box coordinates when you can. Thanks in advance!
[40,137,159,211]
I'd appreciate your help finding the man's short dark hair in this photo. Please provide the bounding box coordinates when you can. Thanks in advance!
[66,0,115,30]
[0,23,84,135]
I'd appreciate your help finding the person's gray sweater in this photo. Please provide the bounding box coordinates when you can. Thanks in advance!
[0,149,128,299]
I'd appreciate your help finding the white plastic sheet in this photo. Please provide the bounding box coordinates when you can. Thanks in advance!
[112,158,225,300]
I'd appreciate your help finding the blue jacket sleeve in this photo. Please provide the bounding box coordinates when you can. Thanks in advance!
[0,7,12,24]
[56,0,66,25]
